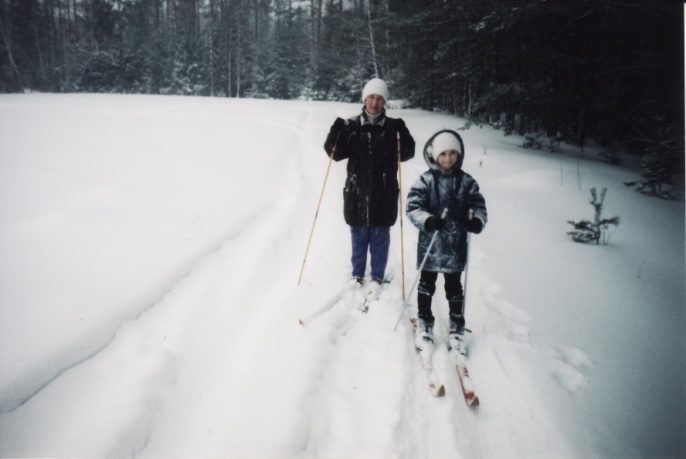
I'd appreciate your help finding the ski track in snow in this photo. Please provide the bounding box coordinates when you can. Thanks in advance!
[0,99,317,456]
[300,284,482,459]
[0,200,275,416]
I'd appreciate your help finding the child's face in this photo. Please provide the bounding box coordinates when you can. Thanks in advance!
[364,94,385,115]
[436,149,459,171]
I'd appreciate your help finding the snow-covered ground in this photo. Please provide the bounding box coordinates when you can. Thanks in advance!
[0,94,683,459]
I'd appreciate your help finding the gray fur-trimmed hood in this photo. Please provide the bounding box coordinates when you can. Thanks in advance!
[423,129,465,172]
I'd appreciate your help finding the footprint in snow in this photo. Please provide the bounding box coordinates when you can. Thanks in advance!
[481,286,530,323]
[550,346,592,392]
[480,286,531,342]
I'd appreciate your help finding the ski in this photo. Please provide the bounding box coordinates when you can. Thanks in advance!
[411,318,445,397]
[299,277,384,326]
[444,321,479,407]
[453,353,479,407]
[448,343,480,407]
[299,286,349,326]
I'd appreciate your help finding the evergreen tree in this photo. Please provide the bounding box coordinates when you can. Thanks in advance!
[0,0,681,187]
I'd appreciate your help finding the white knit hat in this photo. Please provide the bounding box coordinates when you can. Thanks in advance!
[430,131,462,160]
[362,78,389,102]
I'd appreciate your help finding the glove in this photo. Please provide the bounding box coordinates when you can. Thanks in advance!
[425,216,447,232]
[326,118,346,157]
[330,117,345,137]
[466,217,483,234]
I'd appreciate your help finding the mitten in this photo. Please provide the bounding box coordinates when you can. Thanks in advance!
[466,217,483,234]
[331,117,345,137]
[425,216,447,232]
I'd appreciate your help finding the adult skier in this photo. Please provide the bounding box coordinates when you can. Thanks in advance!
[324,78,415,299]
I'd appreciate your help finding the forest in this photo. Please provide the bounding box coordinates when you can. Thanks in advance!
[1,0,684,187]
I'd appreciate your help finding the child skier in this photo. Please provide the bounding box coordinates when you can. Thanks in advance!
[406,129,487,354]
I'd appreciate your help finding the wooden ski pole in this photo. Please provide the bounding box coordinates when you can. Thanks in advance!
[297,137,338,285]
[397,131,406,302]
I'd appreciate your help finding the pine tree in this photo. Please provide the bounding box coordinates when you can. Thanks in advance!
[567,187,620,245]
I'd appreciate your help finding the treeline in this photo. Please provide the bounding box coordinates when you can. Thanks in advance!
[0,0,683,180]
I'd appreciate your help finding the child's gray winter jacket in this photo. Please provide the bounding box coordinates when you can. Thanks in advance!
[406,133,487,273]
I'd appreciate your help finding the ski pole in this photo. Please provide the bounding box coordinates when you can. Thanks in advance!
[393,208,448,331]
[463,209,474,314]
[298,135,339,285]
[397,131,406,302]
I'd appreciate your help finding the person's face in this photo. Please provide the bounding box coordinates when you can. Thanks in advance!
[364,94,385,115]
[436,150,459,171]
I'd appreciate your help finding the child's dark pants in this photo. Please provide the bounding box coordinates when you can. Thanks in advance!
[417,271,465,332]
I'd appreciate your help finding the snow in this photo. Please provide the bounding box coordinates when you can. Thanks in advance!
[0,93,684,458]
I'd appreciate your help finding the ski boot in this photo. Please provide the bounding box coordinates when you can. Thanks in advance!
[356,277,382,313]
[415,315,435,351]
[366,277,382,299]
[362,277,383,309]
[448,312,467,355]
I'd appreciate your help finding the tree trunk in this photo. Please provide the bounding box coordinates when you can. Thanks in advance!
[58,0,67,90]
[254,0,259,43]
[317,0,322,46]
[310,0,316,52]
[235,0,242,97]
[0,9,22,90]
[366,0,378,78]
[87,0,96,49]
[208,11,215,96]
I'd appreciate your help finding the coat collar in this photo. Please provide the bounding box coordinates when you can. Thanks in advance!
[359,108,386,127]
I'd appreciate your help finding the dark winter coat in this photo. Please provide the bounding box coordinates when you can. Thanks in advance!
[406,133,487,273]
[324,109,415,227]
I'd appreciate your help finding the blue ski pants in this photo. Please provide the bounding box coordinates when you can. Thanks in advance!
[350,226,390,281]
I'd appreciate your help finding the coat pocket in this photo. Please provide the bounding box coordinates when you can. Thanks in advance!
[343,174,359,225]
[378,173,399,224]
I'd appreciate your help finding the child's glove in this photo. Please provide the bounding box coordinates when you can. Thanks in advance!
[425,216,447,232]
[466,218,483,234]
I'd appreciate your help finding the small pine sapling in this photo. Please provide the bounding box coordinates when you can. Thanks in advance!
[567,187,620,244]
